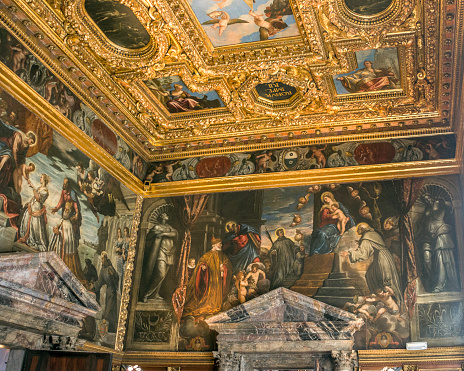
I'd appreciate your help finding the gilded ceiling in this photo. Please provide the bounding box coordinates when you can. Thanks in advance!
[0,0,462,193]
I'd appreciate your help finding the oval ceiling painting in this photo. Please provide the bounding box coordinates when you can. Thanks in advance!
[344,0,393,16]
[84,0,150,49]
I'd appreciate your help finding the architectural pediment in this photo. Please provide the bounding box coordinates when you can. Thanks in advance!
[0,252,99,348]
[207,288,363,370]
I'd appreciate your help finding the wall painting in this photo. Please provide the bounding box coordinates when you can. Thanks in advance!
[0,87,137,348]
[144,134,456,183]
[129,175,464,352]
[0,26,147,181]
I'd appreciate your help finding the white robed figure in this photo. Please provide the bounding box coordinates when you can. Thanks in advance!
[19,174,50,251]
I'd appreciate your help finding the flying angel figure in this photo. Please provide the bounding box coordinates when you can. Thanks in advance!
[202,11,249,36]
[248,10,288,40]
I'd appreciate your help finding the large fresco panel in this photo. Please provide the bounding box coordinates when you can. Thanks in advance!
[129,176,464,351]
[0,87,137,348]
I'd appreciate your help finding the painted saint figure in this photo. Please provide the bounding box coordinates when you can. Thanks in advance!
[18,173,50,251]
[156,84,201,113]
[340,223,402,304]
[0,119,37,229]
[222,221,261,273]
[337,60,398,93]
[50,178,84,280]
[141,212,178,302]
[183,236,232,317]
[94,251,119,333]
[269,228,297,290]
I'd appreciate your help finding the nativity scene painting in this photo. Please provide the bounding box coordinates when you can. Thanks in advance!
[334,48,401,95]
[0,88,137,348]
[144,76,225,114]
[190,0,300,47]
[129,176,464,352]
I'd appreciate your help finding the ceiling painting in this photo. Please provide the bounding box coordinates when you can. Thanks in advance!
[191,0,300,47]
[0,0,461,194]
[84,0,151,50]
[344,0,393,16]
[144,76,225,114]
[333,48,400,95]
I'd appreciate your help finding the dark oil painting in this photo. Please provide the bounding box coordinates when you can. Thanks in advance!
[84,0,151,49]
[344,0,393,16]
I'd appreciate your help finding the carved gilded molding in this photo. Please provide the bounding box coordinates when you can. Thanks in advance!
[141,159,460,197]
[115,194,143,351]
[4,0,461,160]
[358,346,464,365]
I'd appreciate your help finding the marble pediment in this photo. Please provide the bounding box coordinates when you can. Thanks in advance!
[0,252,99,338]
[206,287,364,343]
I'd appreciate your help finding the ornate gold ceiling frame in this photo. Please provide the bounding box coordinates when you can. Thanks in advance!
[64,0,168,70]
[153,0,323,69]
[118,63,239,132]
[237,69,318,119]
[9,0,458,162]
[320,35,416,108]
[327,0,416,47]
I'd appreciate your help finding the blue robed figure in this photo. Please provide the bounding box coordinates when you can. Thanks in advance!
[222,221,261,273]
[308,191,355,256]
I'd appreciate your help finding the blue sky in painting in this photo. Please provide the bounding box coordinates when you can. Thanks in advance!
[157,76,224,106]
[190,0,299,46]
[333,48,399,95]
[261,186,314,250]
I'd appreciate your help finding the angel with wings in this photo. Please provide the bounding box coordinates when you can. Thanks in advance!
[202,11,249,36]
[248,10,288,40]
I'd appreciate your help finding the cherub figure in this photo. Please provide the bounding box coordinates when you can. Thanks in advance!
[256,150,273,173]
[202,11,249,37]
[357,286,399,321]
[309,145,327,168]
[245,263,266,296]
[328,202,349,234]
[13,162,35,194]
[10,45,29,72]
[234,271,248,304]
[248,10,288,40]
[164,160,179,181]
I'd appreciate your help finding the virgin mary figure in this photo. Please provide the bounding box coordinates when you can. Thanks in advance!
[308,191,355,256]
